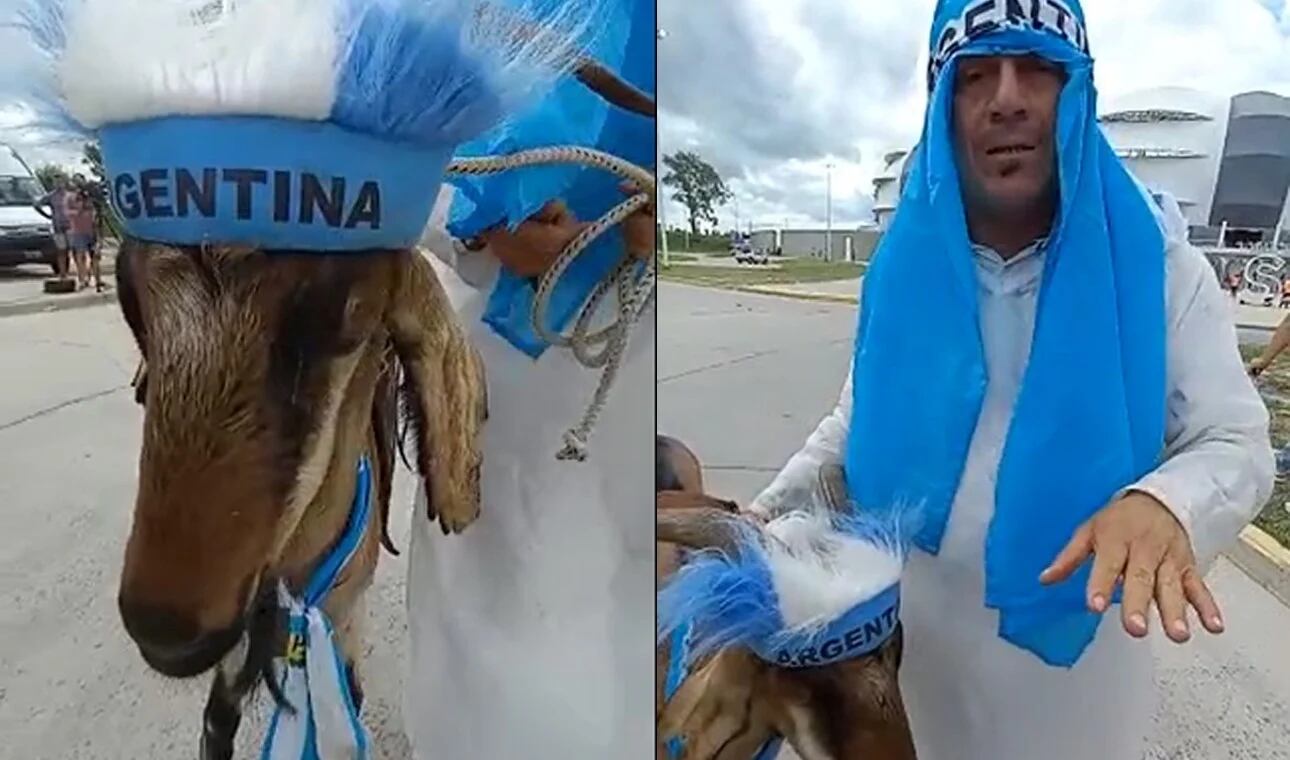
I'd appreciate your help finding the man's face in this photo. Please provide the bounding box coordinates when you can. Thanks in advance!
[952,54,1064,215]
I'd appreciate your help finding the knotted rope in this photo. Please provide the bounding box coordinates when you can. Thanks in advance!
[447,146,656,462]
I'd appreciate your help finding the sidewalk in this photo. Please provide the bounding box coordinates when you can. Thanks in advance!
[0,247,118,318]
[741,277,1288,331]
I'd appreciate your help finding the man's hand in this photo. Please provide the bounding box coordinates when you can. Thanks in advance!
[479,200,588,278]
[619,181,655,262]
[1247,356,1270,377]
[1039,490,1224,643]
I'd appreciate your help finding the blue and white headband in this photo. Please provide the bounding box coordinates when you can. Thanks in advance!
[658,500,918,670]
[5,0,603,251]
[926,0,1090,90]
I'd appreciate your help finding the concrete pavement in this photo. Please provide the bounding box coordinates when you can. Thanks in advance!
[0,304,414,758]
[659,281,1290,760]
[0,250,117,318]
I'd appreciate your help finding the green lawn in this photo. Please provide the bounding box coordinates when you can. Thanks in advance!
[660,256,865,289]
[1240,344,1290,548]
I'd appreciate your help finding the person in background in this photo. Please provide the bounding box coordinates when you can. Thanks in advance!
[33,174,70,279]
[1248,309,1290,378]
[64,175,99,291]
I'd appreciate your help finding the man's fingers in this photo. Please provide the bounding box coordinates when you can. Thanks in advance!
[1154,558,1190,642]
[1085,536,1128,614]
[1039,522,1093,585]
[1182,566,1225,634]
[1119,542,1164,637]
[530,199,568,223]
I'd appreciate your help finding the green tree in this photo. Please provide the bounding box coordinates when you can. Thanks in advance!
[662,151,732,236]
[80,140,122,240]
[34,163,69,191]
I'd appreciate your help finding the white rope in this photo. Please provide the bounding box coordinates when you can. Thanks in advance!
[446,146,656,462]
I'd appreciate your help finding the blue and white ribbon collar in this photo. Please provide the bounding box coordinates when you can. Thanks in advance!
[261,456,374,760]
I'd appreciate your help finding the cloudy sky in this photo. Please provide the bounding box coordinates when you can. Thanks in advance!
[658,0,1290,231]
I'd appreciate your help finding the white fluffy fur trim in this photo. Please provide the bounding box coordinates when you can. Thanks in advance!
[761,508,905,632]
[58,0,337,128]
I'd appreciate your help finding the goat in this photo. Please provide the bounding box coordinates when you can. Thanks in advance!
[116,243,485,759]
[655,435,918,760]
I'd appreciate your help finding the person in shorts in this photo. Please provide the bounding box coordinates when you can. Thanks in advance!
[33,176,71,278]
[64,177,100,291]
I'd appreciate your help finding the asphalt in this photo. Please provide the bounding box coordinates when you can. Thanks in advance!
[658,281,1290,760]
[0,304,414,758]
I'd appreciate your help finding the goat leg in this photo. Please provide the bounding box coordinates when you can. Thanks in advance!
[199,671,241,760]
[346,661,365,714]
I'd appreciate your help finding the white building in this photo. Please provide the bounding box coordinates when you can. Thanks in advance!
[872,149,912,231]
[1097,86,1231,228]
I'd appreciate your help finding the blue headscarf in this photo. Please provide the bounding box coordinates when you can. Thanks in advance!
[445,0,655,357]
[845,0,1166,667]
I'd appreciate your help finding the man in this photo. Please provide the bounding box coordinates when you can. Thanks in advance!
[747,1,1273,758]
[32,174,70,278]
[1248,308,1290,376]
[402,0,656,755]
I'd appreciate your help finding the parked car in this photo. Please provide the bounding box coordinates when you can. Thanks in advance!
[0,144,58,274]
[733,245,769,265]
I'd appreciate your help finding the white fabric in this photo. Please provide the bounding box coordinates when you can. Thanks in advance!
[403,191,654,759]
[59,0,338,128]
[750,213,1274,759]
[265,591,369,760]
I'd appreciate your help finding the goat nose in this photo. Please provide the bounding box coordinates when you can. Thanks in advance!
[118,595,204,652]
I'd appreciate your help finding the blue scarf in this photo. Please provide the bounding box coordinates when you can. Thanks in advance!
[845,0,1166,667]
[445,0,655,358]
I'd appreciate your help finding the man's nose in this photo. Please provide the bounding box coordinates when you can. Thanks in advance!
[989,60,1026,122]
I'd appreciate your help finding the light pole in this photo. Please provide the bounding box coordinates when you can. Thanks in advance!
[825,162,834,261]
[657,26,669,267]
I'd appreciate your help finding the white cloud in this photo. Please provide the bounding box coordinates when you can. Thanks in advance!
[659,0,1290,230]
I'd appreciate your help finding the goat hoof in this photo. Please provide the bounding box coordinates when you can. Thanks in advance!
[199,733,233,760]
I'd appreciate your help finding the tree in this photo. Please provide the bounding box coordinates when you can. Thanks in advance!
[34,163,69,191]
[81,140,122,240]
[662,151,732,236]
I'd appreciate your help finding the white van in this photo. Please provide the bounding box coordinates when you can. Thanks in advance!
[0,144,58,273]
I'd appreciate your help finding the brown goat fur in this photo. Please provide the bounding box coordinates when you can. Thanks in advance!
[114,240,486,754]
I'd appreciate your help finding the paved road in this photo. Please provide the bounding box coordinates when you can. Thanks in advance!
[0,304,414,758]
[658,281,1290,760]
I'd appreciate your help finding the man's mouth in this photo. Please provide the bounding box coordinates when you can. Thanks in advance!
[986,144,1035,157]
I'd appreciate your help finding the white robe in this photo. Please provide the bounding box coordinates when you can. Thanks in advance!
[403,191,655,759]
[749,205,1274,760]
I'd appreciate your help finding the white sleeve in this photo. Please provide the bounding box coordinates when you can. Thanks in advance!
[419,184,499,288]
[1123,241,1275,571]
[747,368,853,519]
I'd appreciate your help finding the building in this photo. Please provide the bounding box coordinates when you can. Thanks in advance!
[872,87,1290,244]
[872,149,913,231]
[747,227,881,262]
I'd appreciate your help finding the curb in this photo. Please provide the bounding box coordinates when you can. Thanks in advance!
[1225,525,1290,607]
[0,289,115,318]
[732,286,1283,332]
[734,286,859,305]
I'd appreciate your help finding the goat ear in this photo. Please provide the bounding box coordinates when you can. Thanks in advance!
[660,648,775,757]
[115,241,149,405]
[385,250,486,534]
[817,463,850,513]
[115,240,147,353]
